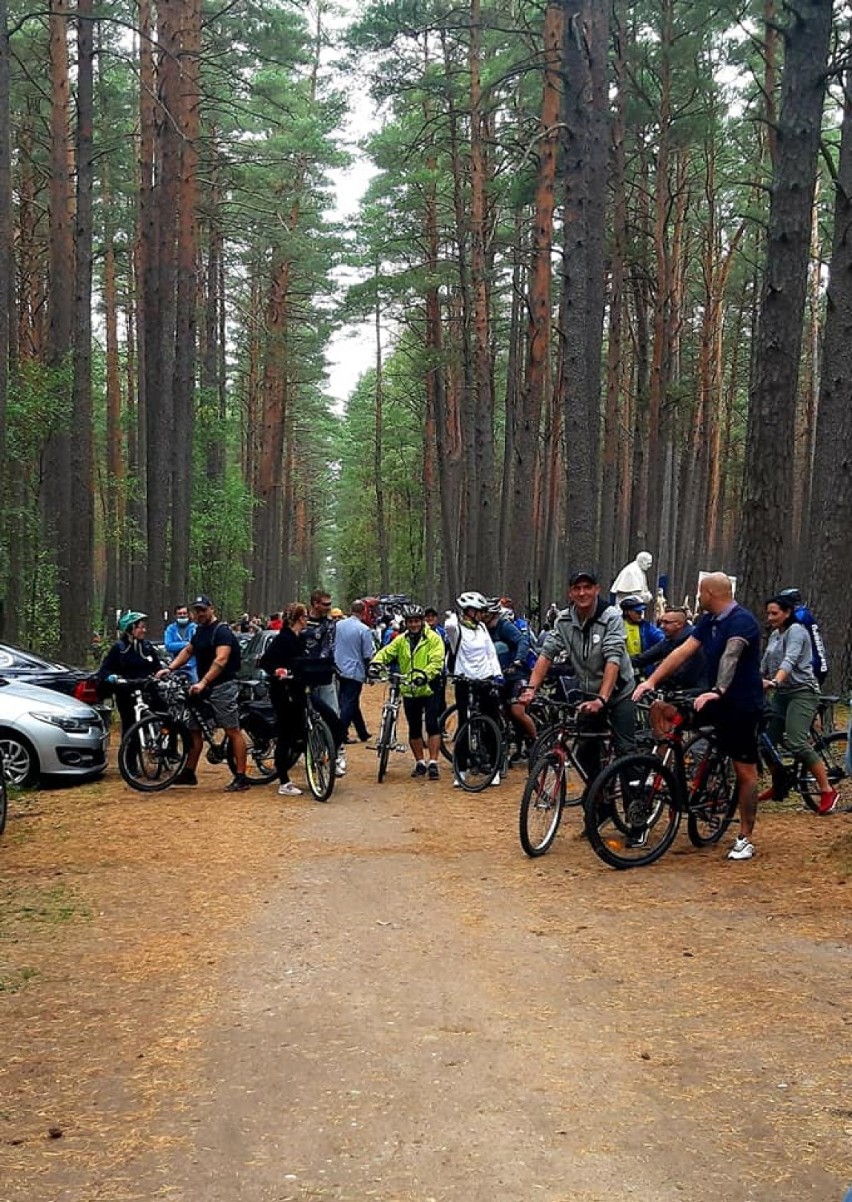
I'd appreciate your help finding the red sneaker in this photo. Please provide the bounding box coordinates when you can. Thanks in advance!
[818,790,838,815]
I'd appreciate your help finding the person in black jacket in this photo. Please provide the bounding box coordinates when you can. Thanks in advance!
[259,603,310,796]
[631,607,707,691]
[97,611,162,735]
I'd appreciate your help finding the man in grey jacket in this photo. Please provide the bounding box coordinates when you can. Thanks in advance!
[520,570,636,769]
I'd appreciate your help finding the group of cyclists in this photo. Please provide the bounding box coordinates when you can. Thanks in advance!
[98,570,845,861]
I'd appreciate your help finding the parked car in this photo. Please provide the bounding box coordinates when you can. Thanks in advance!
[0,642,107,722]
[0,678,108,786]
[238,629,278,699]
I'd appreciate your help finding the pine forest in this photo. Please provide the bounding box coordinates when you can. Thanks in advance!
[0,0,850,680]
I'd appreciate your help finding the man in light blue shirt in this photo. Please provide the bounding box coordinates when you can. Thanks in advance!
[163,604,198,683]
[334,600,376,742]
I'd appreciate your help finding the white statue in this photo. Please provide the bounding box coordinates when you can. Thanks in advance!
[611,551,653,605]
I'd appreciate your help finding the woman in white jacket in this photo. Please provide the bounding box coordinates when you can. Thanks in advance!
[445,592,504,786]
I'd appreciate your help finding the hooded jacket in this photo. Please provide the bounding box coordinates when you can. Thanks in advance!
[540,598,633,702]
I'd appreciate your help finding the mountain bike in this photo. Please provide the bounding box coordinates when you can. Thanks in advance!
[519,691,622,857]
[369,665,428,783]
[583,691,737,869]
[117,675,280,793]
[451,676,507,791]
[757,694,850,812]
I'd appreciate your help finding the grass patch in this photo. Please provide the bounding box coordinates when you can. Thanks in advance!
[0,881,92,935]
[0,966,39,993]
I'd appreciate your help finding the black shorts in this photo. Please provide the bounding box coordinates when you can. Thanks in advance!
[706,701,760,765]
[402,693,442,738]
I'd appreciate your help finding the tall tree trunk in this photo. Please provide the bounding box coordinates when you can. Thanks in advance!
[737,0,832,613]
[68,0,95,661]
[169,0,200,603]
[0,0,10,637]
[560,0,608,569]
[374,277,389,593]
[809,67,852,687]
[506,0,563,606]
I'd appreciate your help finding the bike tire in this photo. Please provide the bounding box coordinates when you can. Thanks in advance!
[118,714,188,792]
[305,719,336,802]
[226,729,278,786]
[376,705,396,783]
[527,724,561,775]
[519,750,567,857]
[797,729,849,812]
[583,753,681,869]
[686,750,737,846]
[438,704,459,763]
[452,714,502,791]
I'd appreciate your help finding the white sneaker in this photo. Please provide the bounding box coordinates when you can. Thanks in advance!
[727,836,755,861]
[452,770,466,788]
[490,772,501,787]
[335,758,346,778]
[278,781,302,797]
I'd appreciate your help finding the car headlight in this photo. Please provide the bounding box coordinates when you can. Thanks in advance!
[31,711,94,733]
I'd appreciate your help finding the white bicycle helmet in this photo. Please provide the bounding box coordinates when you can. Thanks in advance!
[456,591,488,611]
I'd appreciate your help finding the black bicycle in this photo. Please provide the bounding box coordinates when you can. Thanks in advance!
[519,691,621,857]
[117,675,280,793]
[757,694,850,812]
[273,669,338,802]
[583,691,737,869]
[450,676,507,791]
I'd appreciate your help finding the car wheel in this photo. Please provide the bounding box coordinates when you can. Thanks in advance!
[0,729,38,787]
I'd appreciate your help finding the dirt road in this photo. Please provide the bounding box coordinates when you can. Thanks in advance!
[2,694,851,1201]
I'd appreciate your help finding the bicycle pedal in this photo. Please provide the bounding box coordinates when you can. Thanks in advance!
[205,747,226,765]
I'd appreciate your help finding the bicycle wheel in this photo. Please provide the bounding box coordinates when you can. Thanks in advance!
[583,753,681,869]
[797,729,849,812]
[118,715,188,792]
[226,729,278,785]
[527,724,561,775]
[453,714,502,791]
[305,718,336,802]
[438,704,459,763]
[686,751,737,846]
[376,704,396,783]
[519,750,567,856]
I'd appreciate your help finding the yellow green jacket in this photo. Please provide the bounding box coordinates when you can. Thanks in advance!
[370,627,445,697]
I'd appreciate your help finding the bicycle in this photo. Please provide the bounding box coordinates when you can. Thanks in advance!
[756,693,850,812]
[450,676,507,791]
[369,665,429,783]
[519,691,622,857]
[272,668,338,802]
[582,691,737,869]
[117,675,282,793]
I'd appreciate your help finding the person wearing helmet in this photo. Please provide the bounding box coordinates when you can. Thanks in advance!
[776,588,829,684]
[97,611,163,735]
[619,596,665,659]
[370,603,446,778]
[445,592,504,786]
[482,600,536,756]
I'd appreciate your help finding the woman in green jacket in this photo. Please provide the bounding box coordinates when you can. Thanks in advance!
[371,604,446,780]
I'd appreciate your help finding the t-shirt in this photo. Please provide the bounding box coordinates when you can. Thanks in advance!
[692,604,763,712]
[191,621,241,683]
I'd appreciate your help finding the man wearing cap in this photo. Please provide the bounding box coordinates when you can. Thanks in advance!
[620,596,665,659]
[158,595,250,791]
[520,571,636,772]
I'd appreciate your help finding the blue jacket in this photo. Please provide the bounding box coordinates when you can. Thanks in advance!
[164,620,198,682]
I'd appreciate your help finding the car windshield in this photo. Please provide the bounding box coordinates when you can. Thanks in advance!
[0,644,70,671]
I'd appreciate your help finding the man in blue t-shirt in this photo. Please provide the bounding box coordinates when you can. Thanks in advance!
[633,572,763,862]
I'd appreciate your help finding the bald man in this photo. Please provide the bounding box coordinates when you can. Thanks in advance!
[633,572,763,861]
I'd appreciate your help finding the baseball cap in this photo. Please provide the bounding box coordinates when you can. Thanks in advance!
[190,595,213,609]
[568,570,598,586]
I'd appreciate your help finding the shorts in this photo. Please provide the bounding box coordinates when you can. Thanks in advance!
[706,701,760,764]
[402,693,442,738]
[187,678,240,732]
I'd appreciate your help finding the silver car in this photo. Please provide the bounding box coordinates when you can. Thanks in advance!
[0,679,108,786]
